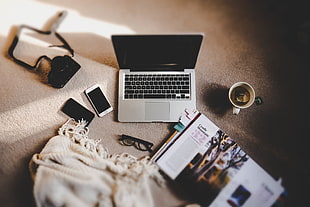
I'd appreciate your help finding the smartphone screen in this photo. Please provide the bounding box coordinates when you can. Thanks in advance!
[85,85,112,117]
[61,98,95,126]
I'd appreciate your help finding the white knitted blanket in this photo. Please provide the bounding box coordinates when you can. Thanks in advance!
[29,119,163,207]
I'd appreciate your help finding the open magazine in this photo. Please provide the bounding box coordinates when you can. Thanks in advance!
[153,109,286,207]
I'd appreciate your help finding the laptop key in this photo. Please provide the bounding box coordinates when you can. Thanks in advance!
[144,94,166,99]
[180,90,190,94]
[125,90,134,94]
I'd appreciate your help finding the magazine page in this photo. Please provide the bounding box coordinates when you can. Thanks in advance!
[210,158,283,207]
[174,128,251,205]
[155,111,284,206]
[156,113,219,179]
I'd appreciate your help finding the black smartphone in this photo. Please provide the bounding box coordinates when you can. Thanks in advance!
[61,98,95,126]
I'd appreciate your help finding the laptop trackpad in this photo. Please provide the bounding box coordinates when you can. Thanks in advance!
[145,102,170,121]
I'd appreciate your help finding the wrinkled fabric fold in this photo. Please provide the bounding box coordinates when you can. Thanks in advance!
[29,119,163,207]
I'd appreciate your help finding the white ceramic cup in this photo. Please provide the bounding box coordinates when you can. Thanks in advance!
[228,82,255,115]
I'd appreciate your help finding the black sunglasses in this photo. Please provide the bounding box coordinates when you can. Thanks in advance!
[119,134,154,153]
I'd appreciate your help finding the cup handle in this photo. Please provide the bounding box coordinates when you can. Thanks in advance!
[255,96,263,105]
[233,107,240,115]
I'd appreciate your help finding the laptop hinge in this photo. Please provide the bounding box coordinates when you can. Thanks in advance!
[130,66,185,72]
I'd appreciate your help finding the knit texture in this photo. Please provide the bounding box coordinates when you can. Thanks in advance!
[29,119,163,207]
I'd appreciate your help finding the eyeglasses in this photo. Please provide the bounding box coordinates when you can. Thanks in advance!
[119,134,154,153]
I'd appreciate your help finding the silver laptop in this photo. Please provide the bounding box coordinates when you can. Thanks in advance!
[112,34,203,122]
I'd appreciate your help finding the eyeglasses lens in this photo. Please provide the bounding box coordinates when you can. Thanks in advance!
[121,138,135,146]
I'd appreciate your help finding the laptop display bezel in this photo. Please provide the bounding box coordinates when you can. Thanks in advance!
[112,34,203,71]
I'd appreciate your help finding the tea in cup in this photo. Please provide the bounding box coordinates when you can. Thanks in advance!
[228,82,255,115]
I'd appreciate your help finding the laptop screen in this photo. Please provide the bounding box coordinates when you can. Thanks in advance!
[112,34,203,71]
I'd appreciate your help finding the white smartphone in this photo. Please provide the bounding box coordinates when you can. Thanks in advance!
[85,84,113,117]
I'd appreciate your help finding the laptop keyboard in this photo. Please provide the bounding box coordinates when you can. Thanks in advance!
[124,73,191,99]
